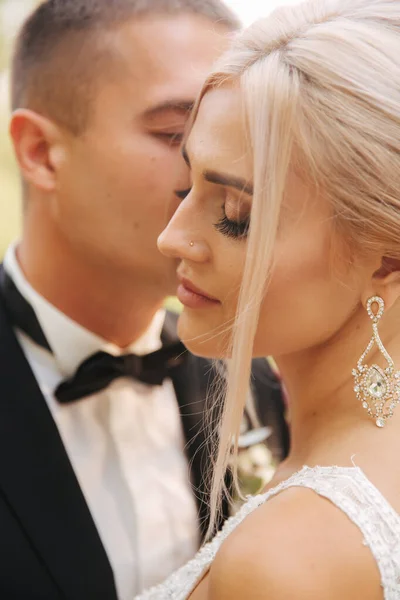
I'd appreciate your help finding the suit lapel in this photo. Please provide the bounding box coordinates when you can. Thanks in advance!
[0,295,117,600]
[163,314,288,538]
[162,313,207,468]
[163,312,228,537]
[170,353,212,536]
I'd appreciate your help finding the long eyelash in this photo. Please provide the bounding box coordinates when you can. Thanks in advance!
[155,133,184,146]
[214,215,250,239]
[172,187,250,238]
[167,133,184,145]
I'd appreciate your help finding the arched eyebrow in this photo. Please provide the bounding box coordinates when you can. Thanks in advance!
[143,100,194,120]
[181,144,253,196]
[203,170,253,196]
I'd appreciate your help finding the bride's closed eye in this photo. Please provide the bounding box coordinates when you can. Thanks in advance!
[174,187,251,239]
[214,213,249,239]
[214,194,251,240]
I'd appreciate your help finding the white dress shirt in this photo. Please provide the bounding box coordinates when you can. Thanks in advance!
[4,244,199,600]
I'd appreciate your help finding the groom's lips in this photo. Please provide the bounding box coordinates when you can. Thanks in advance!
[177,277,220,309]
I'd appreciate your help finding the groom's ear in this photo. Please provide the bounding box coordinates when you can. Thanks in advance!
[363,256,400,310]
[9,109,67,193]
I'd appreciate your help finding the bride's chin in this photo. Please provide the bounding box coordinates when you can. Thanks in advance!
[177,312,232,360]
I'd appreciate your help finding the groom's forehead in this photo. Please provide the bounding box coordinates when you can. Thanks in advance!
[10,17,185,135]
[101,18,232,126]
[11,0,239,136]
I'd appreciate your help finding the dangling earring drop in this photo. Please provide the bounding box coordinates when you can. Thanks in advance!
[353,296,400,427]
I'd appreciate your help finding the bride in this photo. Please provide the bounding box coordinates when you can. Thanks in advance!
[137,0,400,598]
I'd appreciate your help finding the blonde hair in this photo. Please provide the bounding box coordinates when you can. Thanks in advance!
[198,0,400,535]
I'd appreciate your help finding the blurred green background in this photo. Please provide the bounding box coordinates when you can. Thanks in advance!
[0,1,39,256]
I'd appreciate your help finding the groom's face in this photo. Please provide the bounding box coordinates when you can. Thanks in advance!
[55,14,230,294]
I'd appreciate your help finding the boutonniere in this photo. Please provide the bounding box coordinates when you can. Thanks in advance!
[230,425,277,514]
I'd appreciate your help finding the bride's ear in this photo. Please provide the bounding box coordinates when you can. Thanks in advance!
[363,257,400,310]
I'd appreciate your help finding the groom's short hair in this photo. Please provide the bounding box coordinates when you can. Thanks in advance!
[11,0,240,135]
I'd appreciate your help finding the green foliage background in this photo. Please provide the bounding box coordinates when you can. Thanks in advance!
[0,111,21,256]
[0,0,32,256]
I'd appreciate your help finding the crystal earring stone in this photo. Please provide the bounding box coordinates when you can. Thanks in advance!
[353,296,400,428]
[366,366,387,399]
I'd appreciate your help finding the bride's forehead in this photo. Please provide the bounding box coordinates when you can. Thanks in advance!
[187,87,251,170]
[194,86,244,137]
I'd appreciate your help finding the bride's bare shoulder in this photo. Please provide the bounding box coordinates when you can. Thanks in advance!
[207,487,380,600]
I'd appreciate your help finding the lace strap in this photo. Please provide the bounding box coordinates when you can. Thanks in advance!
[135,466,400,600]
[261,466,400,600]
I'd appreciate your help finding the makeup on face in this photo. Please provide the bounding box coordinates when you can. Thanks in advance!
[180,143,253,241]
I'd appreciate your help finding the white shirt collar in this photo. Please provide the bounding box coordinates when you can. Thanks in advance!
[4,242,166,377]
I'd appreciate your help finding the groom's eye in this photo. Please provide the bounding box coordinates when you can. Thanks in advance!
[153,132,184,147]
[175,187,192,200]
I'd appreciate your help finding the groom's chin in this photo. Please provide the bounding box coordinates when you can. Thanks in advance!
[177,309,232,359]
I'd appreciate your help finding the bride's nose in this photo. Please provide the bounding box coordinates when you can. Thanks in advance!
[158,200,210,263]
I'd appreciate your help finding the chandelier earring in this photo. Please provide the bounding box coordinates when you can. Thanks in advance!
[353,296,400,428]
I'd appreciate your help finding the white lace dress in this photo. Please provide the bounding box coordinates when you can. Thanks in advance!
[135,466,400,599]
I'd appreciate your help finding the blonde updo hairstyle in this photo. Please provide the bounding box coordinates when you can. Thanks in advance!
[192,0,400,534]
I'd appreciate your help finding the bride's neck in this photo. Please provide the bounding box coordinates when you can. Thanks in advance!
[275,304,400,466]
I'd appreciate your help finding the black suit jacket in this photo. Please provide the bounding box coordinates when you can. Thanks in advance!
[0,291,288,599]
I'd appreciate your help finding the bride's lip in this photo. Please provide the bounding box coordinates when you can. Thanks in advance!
[177,277,220,309]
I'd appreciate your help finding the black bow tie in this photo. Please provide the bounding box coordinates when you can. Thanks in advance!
[0,268,186,404]
[55,344,186,404]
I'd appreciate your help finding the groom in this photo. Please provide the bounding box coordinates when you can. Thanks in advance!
[1,1,288,599]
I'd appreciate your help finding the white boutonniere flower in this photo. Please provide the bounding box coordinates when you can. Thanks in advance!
[231,422,277,514]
